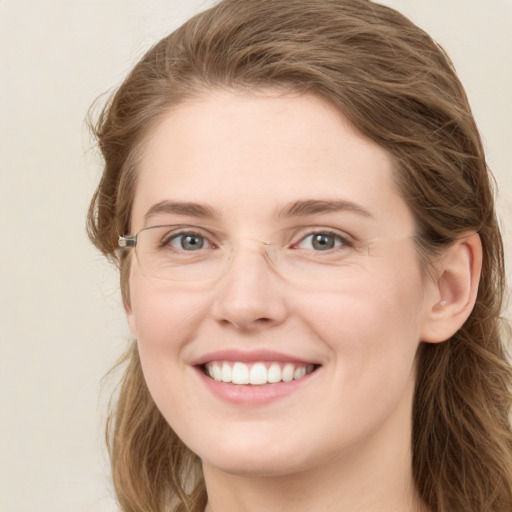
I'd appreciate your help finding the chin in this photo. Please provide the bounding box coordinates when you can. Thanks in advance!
[193,430,323,478]
[203,452,304,478]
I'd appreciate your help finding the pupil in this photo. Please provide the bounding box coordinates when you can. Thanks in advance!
[182,234,203,250]
[313,234,334,250]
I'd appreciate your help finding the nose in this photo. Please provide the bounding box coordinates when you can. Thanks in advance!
[211,240,289,331]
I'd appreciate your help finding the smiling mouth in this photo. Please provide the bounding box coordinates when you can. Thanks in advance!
[202,361,318,385]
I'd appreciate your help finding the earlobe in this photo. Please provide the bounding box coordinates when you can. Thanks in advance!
[421,232,482,343]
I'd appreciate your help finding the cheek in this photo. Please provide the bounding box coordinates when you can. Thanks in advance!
[299,270,424,342]
[295,259,426,380]
[126,273,214,420]
[127,270,210,358]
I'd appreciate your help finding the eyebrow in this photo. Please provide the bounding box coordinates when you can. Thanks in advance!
[276,199,374,220]
[143,198,374,223]
[144,200,219,222]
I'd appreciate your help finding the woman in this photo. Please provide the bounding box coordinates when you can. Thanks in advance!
[87,0,512,510]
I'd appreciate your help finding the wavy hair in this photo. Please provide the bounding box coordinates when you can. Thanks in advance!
[87,1,512,510]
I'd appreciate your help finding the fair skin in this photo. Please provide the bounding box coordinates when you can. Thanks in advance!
[125,89,481,512]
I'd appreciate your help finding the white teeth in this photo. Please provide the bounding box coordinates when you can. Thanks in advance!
[221,362,232,383]
[267,363,282,383]
[249,363,267,385]
[212,364,222,382]
[282,363,294,382]
[206,361,315,385]
[232,362,249,384]
[293,366,306,380]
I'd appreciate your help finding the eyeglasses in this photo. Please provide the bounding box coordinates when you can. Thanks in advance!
[119,224,413,284]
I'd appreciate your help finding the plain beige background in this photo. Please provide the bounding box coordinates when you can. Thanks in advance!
[1,1,510,511]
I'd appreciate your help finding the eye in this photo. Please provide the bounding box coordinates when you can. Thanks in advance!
[296,231,350,251]
[166,232,211,251]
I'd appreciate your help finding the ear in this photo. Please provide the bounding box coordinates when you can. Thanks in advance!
[420,232,482,343]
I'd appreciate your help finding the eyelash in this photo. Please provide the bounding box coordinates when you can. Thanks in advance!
[292,230,353,251]
[161,230,216,250]
[160,228,354,252]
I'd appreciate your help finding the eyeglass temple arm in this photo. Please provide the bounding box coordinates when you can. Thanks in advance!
[118,235,137,248]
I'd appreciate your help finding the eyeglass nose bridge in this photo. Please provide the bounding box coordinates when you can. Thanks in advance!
[224,237,279,275]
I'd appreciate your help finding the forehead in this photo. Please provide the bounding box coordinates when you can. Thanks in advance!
[131,89,412,235]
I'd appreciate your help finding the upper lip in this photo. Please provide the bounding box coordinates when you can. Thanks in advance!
[191,349,318,367]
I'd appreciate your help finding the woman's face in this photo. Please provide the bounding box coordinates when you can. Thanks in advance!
[127,90,437,477]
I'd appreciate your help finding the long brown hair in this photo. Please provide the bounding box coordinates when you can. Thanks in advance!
[87,1,512,510]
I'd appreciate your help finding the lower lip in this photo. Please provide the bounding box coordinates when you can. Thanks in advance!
[194,367,316,405]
